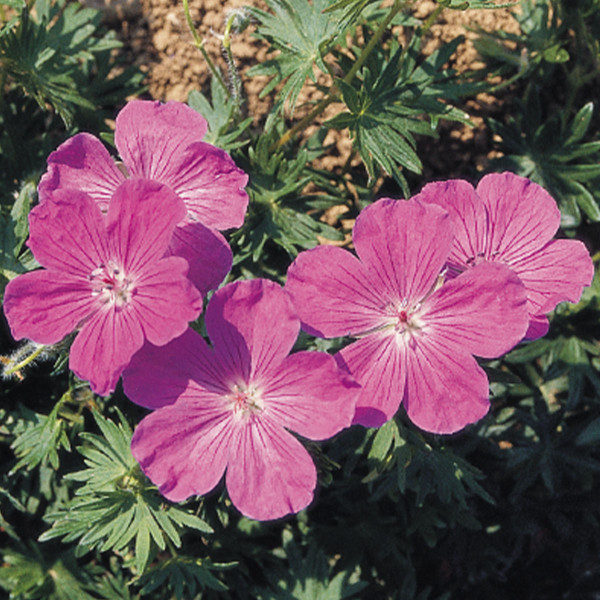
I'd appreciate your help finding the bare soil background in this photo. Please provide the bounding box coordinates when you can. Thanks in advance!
[90,0,521,181]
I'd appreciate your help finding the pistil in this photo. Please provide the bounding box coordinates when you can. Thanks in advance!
[89,260,135,308]
[227,384,264,420]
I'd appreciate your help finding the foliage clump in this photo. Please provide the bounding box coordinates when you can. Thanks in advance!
[1,0,600,598]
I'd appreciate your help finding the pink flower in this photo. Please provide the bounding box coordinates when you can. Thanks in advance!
[3,179,203,396]
[417,172,594,339]
[285,198,530,434]
[122,278,359,521]
[38,100,249,293]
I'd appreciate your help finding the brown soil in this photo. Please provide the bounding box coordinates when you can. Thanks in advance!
[92,0,521,180]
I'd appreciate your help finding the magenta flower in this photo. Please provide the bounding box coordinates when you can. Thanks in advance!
[3,179,203,396]
[38,99,249,293]
[285,198,530,434]
[122,278,359,521]
[417,172,594,339]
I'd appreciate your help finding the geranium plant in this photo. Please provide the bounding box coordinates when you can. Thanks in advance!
[1,0,599,598]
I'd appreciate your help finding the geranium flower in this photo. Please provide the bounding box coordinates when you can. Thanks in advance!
[417,172,594,339]
[285,199,530,434]
[3,179,203,395]
[38,99,248,293]
[122,278,359,521]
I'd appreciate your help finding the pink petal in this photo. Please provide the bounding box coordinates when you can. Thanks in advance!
[37,133,126,211]
[352,198,453,303]
[115,101,208,178]
[476,172,561,263]
[27,190,109,277]
[225,418,317,520]
[206,279,300,383]
[115,100,248,230]
[161,142,249,231]
[403,336,490,434]
[422,262,529,358]
[335,333,406,427]
[131,398,233,502]
[131,256,203,347]
[285,245,388,338]
[167,222,232,295]
[3,270,97,344]
[417,179,488,273]
[69,306,145,396]
[525,314,550,341]
[123,328,229,409]
[509,238,594,317]
[260,350,359,439]
[106,179,187,274]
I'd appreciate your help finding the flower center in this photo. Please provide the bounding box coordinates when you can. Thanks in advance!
[89,260,135,309]
[390,303,423,336]
[227,384,264,420]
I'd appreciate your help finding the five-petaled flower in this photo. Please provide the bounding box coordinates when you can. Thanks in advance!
[3,179,203,396]
[417,172,594,339]
[285,198,530,434]
[38,99,248,294]
[122,278,359,520]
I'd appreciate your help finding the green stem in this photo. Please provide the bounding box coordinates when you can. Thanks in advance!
[562,7,593,120]
[343,0,407,85]
[487,58,528,94]
[274,0,408,149]
[4,344,46,377]
[164,534,179,558]
[274,96,337,150]
[418,3,444,38]
[182,0,229,96]
[0,68,7,113]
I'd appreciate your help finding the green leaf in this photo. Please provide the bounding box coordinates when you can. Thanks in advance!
[40,411,213,576]
[248,0,344,113]
[367,419,398,462]
[255,531,368,599]
[326,36,473,192]
[489,92,600,225]
[10,396,73,472]
[0,1,139,127]
[541,42,569,63]
[576,417,600,446]
[0,545,98,600]
[134,502,151,574]
[187,78,252,151]
[570,180,600,222]
[0,180,38,296]
[565,102,594,144]
[139,556,232,598]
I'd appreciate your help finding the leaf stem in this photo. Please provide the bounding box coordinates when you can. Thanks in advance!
[418,2,444,38]
[182,0,229,96]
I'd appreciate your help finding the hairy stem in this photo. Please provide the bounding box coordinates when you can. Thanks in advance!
[222,12,243,111]
[3,343,46,377]
[182,0,229,96]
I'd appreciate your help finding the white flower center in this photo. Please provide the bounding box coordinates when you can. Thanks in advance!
[387,301,424,337]
[89,260,135,309]
[227,384,264,420]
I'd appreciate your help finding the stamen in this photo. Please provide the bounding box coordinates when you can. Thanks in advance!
[227,384,264,419]
[89,260,135,308]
